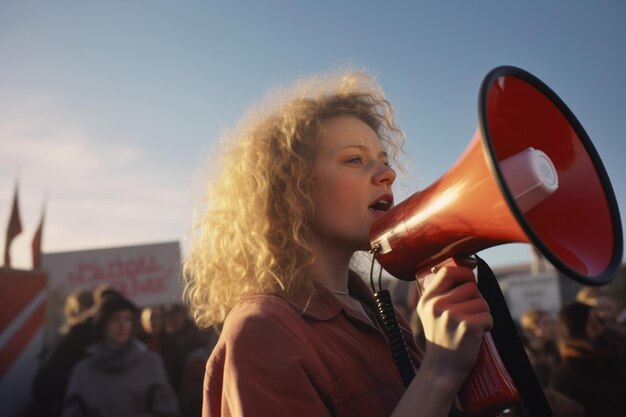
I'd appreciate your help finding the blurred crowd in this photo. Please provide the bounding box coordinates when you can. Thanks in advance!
[515,287,626,417]
[31,285,219,417]
[27,282,624,417]
[403,285,626,417]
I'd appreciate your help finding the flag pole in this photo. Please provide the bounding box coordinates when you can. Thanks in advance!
[3,180,23,268]
[31,193,47,270]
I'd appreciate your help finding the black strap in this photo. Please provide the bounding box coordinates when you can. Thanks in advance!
[475,254,554,417]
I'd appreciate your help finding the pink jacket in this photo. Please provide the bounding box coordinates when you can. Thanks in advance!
[204,274,422,417]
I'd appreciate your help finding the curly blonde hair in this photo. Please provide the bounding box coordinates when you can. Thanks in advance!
[184,70,405,328]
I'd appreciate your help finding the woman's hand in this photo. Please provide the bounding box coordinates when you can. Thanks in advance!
[416,258,493,389]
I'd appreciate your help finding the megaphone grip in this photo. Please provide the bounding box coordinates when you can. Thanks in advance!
[457,333,520,417]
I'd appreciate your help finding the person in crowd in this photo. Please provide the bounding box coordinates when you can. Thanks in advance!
[138,305,184,393]
[62,294,180,417]
[520,308,560,387]
[179,326,220,417]
[163,303,206,359]
[576,285,626,350]
[183,70,493,417]
[59,290,94,336]
[32,286,124,417]
[576,286,620,324]
[550,301,626,417]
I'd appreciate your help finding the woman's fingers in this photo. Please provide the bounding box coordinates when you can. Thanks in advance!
[418,265,494,339]
[435,296,490,317]
[417,260,493,384]
[430,281,486,305]
[421,294,492,331]
[422,266,476,296]
[443,256,478,270]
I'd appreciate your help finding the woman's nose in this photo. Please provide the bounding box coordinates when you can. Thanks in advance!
[373,161,396,186]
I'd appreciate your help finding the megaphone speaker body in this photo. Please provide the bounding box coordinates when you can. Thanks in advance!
[371,128,528,278]
[370,66,623,416]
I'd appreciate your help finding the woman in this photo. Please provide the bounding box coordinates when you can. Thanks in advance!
[138,306,184,394]
[62,295,180,417]
[184,71,492,417]
[60,289,94,336]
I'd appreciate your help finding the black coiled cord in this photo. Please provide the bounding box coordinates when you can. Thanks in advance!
[369,245,465,417]
[370,245,415,388]
[373,288,416,388]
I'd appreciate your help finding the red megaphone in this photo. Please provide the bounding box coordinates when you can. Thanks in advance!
[370,66,623,416]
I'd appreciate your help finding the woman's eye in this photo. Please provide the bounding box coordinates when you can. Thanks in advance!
[346,155,363,165]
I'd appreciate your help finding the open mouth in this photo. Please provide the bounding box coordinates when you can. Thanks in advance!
[368,194,393,212]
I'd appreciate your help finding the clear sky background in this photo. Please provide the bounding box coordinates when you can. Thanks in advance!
[1,1,625,270]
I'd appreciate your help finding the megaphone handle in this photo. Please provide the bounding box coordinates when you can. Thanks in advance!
[415,259,521,417]
[457,332,520,417]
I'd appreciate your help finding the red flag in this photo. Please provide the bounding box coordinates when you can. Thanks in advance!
[4,185,23,267]
[32,205,45,269]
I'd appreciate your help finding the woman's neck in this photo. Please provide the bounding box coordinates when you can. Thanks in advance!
[308,235,354,293]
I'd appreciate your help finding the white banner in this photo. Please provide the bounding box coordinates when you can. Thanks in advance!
[42,241,182,341]
[502,270,562,321]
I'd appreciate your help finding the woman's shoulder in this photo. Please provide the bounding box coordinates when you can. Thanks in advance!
[218,294,309,347]
[129,340,167,367]
[66,352,99,386]
[207,294,315,381]
[228,294,301,321]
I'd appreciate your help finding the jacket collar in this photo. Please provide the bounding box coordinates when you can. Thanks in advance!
[278,270,378,321]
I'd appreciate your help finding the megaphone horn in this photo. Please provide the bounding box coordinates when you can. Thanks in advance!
[371,66,622,285]
[369,66,623,417]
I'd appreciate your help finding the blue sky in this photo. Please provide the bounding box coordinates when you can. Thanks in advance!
[1,1,625,270]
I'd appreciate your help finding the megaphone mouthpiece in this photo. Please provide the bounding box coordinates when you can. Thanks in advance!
[500,147,558,214]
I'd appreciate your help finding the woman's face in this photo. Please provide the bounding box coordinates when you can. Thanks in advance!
[104,309,134,345]
[140,307,163,335]
[311,116,396,251]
